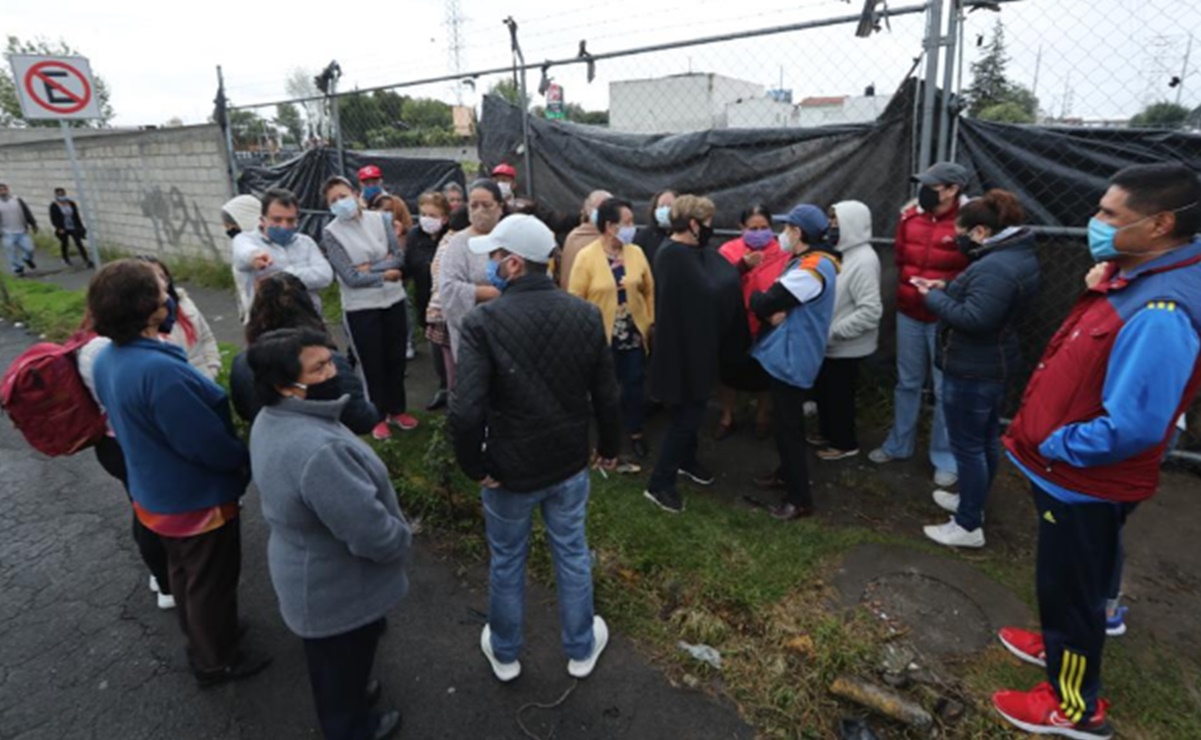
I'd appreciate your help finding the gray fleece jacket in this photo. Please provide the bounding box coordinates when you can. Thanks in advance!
[250,395,411,639]
[828,201,883,359]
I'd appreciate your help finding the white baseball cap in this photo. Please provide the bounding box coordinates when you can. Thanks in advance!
[468,214,557,262]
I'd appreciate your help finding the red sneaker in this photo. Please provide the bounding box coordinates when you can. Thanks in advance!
[993,682,1113,739]
[371,421,392,440]
[998,626,1047,667]
[389,413,419,431]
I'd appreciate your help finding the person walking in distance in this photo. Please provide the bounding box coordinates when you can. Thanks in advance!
[869,162,971,488]
[0,183,39,277]
[994,164,1201,739]
[449,214,621,683]
[49,187,93,268]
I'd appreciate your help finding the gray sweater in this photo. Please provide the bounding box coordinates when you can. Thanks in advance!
[249,396,411,639]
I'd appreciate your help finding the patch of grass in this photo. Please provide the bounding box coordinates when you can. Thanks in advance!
[96,247,235,291]
[0,275,85,340]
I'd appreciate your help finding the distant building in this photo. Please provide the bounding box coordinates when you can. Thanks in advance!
[726,97,795,129]
[793,95,892,127]
[609,72,764,133]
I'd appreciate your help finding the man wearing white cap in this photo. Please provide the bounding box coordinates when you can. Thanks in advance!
[448,214,621,684]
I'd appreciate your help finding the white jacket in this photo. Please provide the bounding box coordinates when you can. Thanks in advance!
[827,200,883,359]
[166,288,222,380]
[233,229,333,321]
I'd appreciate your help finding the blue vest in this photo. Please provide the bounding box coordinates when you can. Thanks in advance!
[752,252,839,389]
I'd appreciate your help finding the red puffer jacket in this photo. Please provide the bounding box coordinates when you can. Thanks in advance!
[894,201,969,322]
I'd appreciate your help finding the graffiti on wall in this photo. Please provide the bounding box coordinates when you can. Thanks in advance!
[140,186,219,255]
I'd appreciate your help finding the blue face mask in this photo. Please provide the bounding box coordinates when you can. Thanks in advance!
[267,225,296,246]
[159,296,178,334]
[1087,217,1121,262]
[363,185,383,203]
[655,205,672,229]
[330,196,359,221]
[56,195,69,202]
[743,228,774,250]
[487,258,509,291]
[617,225,637,244]
[589,209,599,227]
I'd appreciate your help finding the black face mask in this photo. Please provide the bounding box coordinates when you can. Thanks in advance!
[918,185,943,212]
[697,224,714,249]
[827,226,840,247]
[955,234,981,259]
[304,376,345,402]
[225,226,241,239]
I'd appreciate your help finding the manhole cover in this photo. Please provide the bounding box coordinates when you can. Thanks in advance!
[863,572,992,657]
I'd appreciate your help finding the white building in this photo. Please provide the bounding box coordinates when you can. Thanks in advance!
[725,97,795,129]
[609,73,764,133]
[726,93,894,129]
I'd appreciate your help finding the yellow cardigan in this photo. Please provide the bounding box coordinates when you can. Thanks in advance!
[567,238,655,352]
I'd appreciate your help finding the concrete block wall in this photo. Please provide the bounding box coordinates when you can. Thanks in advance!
[0,124,235,263]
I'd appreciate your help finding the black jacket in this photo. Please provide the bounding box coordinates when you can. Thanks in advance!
[403,225,445,276]
[633,225,671,272]
[49,200,84,234]
[925,227,1041,382]
[649,239,749,404]
[450,273,621,493]
[230,351,380,435]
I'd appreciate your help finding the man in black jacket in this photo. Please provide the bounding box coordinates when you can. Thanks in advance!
[450,214,621,684]
[49,187,93,268]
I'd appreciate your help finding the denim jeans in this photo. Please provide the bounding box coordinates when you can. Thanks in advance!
[881,313,956,474]
[612,346,646,435]
[3,232,35,274]
[482,469,594,663]
[942,374,1005,531]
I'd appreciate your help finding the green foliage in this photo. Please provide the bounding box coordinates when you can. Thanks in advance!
[1130,101,1190,129]
[965,20,1038,122]
[337,90,463,149]
[1,36,115,127]
[0,276,86,340]
[228,109,271,149]
[488,79,523,107]
[977,101,1036,124]
[532,101,610,126]
[275,103,304,144]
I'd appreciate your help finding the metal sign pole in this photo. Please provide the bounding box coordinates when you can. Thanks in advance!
[60,120,101,269]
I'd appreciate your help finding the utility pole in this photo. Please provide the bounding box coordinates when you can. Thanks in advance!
[445,0,466,104]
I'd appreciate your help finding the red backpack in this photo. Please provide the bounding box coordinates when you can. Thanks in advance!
[1,331,108,456]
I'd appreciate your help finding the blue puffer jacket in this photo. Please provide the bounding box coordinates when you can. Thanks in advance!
[925,227,1041,382]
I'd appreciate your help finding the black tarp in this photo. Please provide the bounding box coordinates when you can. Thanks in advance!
[237,148,465,240]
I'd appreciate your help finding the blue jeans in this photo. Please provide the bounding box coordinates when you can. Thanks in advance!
[942,375,1005,531]
[482,469,594,663]
[612,346,645,435]
[3,232,35,274]
[882,313,956,474]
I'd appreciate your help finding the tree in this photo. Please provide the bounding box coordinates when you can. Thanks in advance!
[965,20,1038,122]
[275,102,304,144]
[489,79,523,107]
[286,67,327,141]
[1129,101,1190,129]
[0,36,115,127]
[229,109,268,149]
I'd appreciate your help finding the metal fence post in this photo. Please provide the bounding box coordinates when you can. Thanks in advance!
[216,66,239,197]
[937,0,960,163]
[917,0,943,172]
[330,80,346,178]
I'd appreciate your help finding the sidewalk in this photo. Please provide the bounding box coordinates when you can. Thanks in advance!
[0,267,754,739]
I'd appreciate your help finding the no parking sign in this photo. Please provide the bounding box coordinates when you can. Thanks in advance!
[8,55,102,121]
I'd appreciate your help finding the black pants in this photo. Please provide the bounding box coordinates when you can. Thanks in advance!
[1033,484,1135,720]
[345,301,408,417]
[410,263,432,332]
[58,229,89,263]
[648,400,706,493]
[93,436,172,596]
[430,335,448,391]
[160,519,242,672]
[770,378,813,509]
[814,357,861,451]
[303,618,387,740]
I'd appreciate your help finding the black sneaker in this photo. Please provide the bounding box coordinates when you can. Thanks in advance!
[23,256,36,270]
[630,435,649,459]
[644,488,684,513]
[195,648,273,688]
[425,389,448,411]
[678,462,714,486]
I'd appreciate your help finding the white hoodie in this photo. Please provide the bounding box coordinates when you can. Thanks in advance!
[827,201,883,359]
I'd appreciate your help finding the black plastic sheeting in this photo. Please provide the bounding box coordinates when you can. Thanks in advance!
[237,147,465,239]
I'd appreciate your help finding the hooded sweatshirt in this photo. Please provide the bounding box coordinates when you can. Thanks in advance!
[827,201,883,359]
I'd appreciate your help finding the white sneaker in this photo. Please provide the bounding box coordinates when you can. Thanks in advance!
[149,575,160,593]
[157,592,177,610]
[802,401,818,417]
[933,469,959,488]
[868,448,896,464]
[932,489,960,513]
[405,343,416,361]
[480,625,521,682]
[567,616,609,679]
[923,517,985,548]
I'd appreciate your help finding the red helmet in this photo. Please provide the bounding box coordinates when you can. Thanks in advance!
[357,164,383,182]
[491,163,517,180]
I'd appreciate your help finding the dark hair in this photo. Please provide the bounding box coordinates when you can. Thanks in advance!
[136,255,179,303]
[322,175,356,200]
[87,260,162,345]
[448,204,470,231]
[647,189,677,227]
[245,273,330,344]
[261,188,299,215]
[596,197,633,233]
[54,187,66,195]
[247,327,331,407]
[957,189,1025,234]
[1109,163,1201,238]
[467,178,505,207]
[739,203,772,227]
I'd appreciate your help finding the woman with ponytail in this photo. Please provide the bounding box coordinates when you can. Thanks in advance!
[910,189,1041,548]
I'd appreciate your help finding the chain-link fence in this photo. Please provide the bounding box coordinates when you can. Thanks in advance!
[217,0,1201,460]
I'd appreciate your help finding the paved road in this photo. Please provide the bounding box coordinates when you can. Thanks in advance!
[0,278,753,739]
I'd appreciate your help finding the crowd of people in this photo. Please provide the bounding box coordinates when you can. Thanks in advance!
[38,158,1201,740]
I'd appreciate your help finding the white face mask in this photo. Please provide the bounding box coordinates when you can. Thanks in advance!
[779,229,793,252]
[498,181,513,198]
[419,215,444,235]
[617,225,637,244]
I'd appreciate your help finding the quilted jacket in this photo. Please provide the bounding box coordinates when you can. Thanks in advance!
[449,273,622,493]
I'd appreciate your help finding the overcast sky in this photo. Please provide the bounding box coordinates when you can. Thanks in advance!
[5,0,1198,126]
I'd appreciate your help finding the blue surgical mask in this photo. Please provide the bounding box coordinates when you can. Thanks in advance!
[1087,217,1122,262]
[363,185,383,202]
[331,196,359,221]
[617,225,637,244]
[589,209,599,226]
[56,195,69,202]
[486,259,509,291]
[159,296,178,334]
[655,205,672,229]
[743,228,774,250]
[267,225,296,246]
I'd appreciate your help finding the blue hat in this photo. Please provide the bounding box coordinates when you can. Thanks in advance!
[772,204,829,238]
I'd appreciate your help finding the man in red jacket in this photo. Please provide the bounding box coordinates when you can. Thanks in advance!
[993,163,1201,739]
[869,162,970,488]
